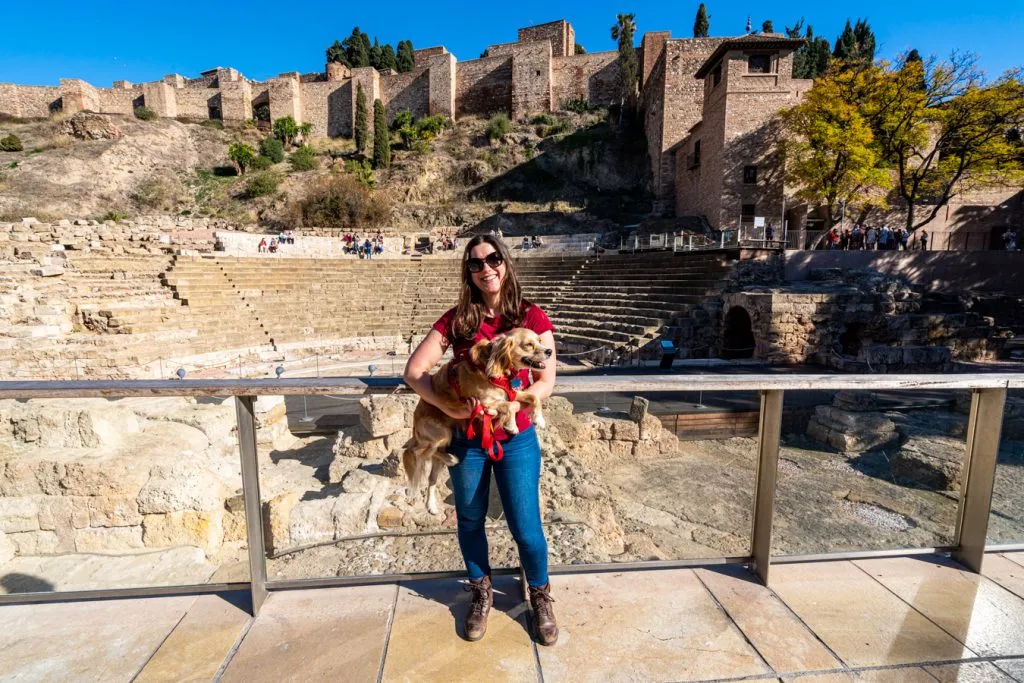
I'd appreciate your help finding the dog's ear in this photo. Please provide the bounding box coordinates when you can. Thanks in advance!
[468,339,491,370]
[486,335,516,377]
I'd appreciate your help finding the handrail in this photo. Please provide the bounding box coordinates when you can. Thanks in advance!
[2,373,1022,398]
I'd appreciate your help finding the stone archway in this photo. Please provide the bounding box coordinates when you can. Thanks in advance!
[722,306,755,359]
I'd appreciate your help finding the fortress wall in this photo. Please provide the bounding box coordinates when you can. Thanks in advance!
[142,82,177,118]
[426,52,456,119]
[0,84,62,118]
[413,46,447,67]
[59,79,100,114]
[268,75,303,124]
[551,51,618,108]
[301,81,350,138]
[174,84,219,119]
[518,20,572,57]
[455,57,512,117]
[510,40,552,117]
[382,68,430,121]
[219,79,252,122]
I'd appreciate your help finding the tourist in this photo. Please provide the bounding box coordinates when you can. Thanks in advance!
[879,225,891,251]
[825,227,839,250]
[866,226,877,250]
[364,237,373,259]
[258,237,267,253]
[919,229,929,251]
[268,238,278,254]
[840,228,851,251]
[522,236,532,250]
[1005,226,1018,252]
[851,225,862,250]
[403,235,558,646]
[899,229,910,251]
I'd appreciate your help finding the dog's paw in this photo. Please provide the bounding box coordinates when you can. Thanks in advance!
[507,400,521,413]
[534,412,547,429]
[427,489,440,515]
[440,453,459,466]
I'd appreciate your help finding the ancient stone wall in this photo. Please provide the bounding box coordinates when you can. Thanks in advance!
[413,47,447,67]
[518,20,573,57]
[426,52,457,119]
[219,79,252,121]
[0,84,62,118]
[510,41,553,117]
[59,79,100,114]
[551,52,619,108]
[455,57,513,117]
[382,68,431,121]
[268,74,303,124]
[639,32,670,91]
[300,81,350,138]
[95,84,140,115]
[174,83,219,119]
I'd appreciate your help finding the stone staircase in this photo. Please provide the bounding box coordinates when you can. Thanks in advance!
[517,252,732,359]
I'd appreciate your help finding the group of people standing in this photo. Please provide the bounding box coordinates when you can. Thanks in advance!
[824,225,927,251]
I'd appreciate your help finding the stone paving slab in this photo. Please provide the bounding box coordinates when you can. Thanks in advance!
[981,553,1024,600]
[695,564,843,674]
[926,661,1019,682]
[853,557,1024,657]
[769,560,974,666]
[219,585,394,682]
[135,592,251,682]
[533,568,771,682]
[381,575,538,682]
[0,594,194,682]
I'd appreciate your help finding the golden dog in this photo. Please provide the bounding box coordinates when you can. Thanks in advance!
[403,328,551,514]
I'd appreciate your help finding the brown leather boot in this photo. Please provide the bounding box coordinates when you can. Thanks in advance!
[464,575,492,641]
[528,583,558,646]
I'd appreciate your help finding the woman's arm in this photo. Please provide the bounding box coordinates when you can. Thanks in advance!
[403,329,474,420]
[519,329,556,402]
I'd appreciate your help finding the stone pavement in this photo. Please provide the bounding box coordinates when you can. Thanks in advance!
[2,553,1024,682]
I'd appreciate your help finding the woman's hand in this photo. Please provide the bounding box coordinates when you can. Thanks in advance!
[442,398,495,421]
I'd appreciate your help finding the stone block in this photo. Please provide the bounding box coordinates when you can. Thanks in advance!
[8,529,59,555]
[376,506,403,528]
[87,496,143,527]
[137,461,228,514]
[74,526,144,552]
[38,496,91,531]
[0,496,39,533]
[287,492,372,547]
[61,459,151,498]
[10,401,139,448]
[29,266,64,277]
[332,424,389,461]
[142,510,224,555]
[262,490,300,555]
[0,460,64,496]
[0,530,14,564]
[341,468,381,494]
[359,395,417,437]
[806,406,897,453]
[891,436,964,491]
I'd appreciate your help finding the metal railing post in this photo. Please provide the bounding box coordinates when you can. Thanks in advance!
[953,387,1007,573]
[235,395,269,615]
[751,389,784,585]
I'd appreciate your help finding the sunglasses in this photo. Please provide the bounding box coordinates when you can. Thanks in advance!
[466,252,504,273]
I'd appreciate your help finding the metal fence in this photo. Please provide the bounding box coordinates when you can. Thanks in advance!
[1,373,1021,615]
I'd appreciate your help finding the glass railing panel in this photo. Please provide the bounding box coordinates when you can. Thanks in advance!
[773,389,964,556]
[988,388,1024,545]
[0,396,248,595]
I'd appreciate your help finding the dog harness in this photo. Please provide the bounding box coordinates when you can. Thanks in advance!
[447,361,521,462]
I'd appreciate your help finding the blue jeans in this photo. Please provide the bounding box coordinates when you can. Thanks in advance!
[447,426,549,587]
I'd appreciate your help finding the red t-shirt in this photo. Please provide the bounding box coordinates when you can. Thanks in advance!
[432,302,554,438]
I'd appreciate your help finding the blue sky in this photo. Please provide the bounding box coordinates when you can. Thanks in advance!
[1,1,1021,86]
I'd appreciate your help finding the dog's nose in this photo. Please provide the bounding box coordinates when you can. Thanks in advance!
[544,348,552,358]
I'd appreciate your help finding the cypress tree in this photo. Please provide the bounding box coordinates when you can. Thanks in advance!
[812,36,832,76]
[396,40,415,72]
[344,27,370,67]
[693,4,710,38]
[326,39,349,66]
[370,37,382,69]
[380,44,398,72]
[833,20,856,60]
[372,99,390,169]
[355,83,369,153]
[853,19,876,62]
[761,19,774,34]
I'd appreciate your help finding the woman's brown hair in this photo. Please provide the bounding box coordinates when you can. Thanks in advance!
[452,234,523,341]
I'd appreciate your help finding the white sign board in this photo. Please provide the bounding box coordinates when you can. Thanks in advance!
[754,216,766,228]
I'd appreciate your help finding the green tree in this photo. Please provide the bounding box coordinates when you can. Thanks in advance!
[693,4,710,37]
[326,39,348,66]
[780,67,891,228]
[865,57,1024,231]
[611,13,638,112]
[787,19,832,78]
[902,49,926,91]
[396,40,415,72]
[833,20,857,60]
[344,27,370,67]
[259,136,285,163]
[853,19,876,62]
[370,37,383,69]
[272,116,299,146]
[372,98,390,169]
[228,142,257,174]
[761,19,774,34]
[380,44,398,71]
[575,43,587,55]
[355,83,369,153]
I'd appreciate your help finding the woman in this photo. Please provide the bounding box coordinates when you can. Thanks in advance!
[403,235,558,646]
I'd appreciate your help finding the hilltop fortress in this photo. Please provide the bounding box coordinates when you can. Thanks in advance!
[0,21,815,225]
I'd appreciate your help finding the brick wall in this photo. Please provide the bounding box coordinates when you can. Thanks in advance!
[639,32,670,90]
[551,51,618,108]
[511,40,552,117]
[0,84,62,118]
[456,57,512,117]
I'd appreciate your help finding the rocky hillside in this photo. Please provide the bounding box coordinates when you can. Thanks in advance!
[0,108,651,233]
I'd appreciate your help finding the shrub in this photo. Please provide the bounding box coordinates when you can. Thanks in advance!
[250,155,273,170]
[411,138,431,156]
[100,211,128,222]
[391,109,413,132]
[372,99,390,169]
[200,119,224,130]
[344,158,376,188]
[485,113,511,141]
[259,136,285,163]
[414,114,448,139]
[0,134,24,152]
[563,98,592,114]
[524,141,535,160]
[296,173,390,229]
[243,171,282,198]
[228,142,257,174]
[530,113,554,126]
[289,145,318,171]
[133,106,156,121]
[273,116,299,146]
[542,118,571,137]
